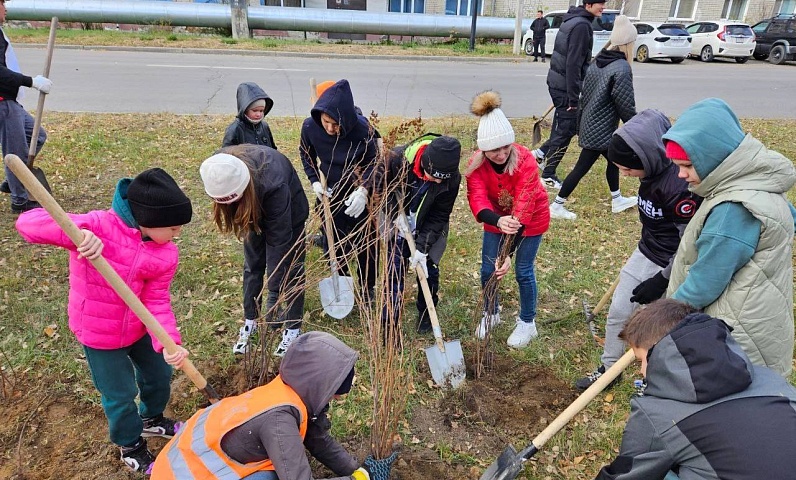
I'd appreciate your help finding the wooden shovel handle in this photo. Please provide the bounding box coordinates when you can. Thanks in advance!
[593,274,621,317]
[28,17,58,167]
[5,154,220,404]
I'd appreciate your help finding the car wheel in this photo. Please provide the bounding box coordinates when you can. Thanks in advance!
[636,45,649,63]
[769,45,787,65]
[700,45,714,62]
[753,52,768,60]
[671,57,685,64]
[524,39,533,56]
[735,56,749,64]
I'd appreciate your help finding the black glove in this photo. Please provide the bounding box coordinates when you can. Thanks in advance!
[362,451,398,480]
[630,272,669,305]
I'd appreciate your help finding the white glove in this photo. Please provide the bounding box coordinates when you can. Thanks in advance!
[344,186,368,218]
[31,75,52,94]
[393,215,411,236]
[311,181,331,200]
[409,249,428,278]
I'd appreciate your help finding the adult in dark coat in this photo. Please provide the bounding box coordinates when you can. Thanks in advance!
[530,10,549,62]
[534,0,606,190]
[222,82,277,149]
[200,144,309,357]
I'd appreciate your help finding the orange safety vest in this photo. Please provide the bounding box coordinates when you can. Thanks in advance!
[151,375,308,479]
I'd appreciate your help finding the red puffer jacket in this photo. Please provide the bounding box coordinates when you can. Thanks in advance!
[466,143,550,237]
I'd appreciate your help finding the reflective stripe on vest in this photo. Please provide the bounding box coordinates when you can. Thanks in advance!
[153,375,308,479]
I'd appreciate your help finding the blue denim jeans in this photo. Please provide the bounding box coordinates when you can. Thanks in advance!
[480,232,542,323]
[243,471,278,480]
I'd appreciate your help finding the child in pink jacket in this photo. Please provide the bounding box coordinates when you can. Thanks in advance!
[16,168,193,475]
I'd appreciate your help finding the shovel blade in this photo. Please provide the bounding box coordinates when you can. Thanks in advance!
[479,445,524,480]
[531,122,543,146]
[27,165,51,200]
[319,275,355,319]
[424,339,466,389]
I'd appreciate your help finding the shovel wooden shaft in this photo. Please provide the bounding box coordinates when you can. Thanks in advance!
[594,275,621,317]
[28,17,57,166]
[5,154,220,404]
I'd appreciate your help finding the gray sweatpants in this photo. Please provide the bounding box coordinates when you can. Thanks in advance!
[600,248,663,368]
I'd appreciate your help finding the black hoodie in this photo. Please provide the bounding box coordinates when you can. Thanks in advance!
[222,82,277,149]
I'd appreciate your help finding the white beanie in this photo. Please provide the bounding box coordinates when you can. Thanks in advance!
[199,153,251,204]
[471,91,515,151]
[609,15,637,47]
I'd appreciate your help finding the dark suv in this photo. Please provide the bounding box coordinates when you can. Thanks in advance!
[751,14,796,64]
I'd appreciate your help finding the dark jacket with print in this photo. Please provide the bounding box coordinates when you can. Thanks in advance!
[596,313,796,480]
[578,49,636,151]
[614,110,701,268]
[222,82,277,149]
[547,6,594,108]
[388,133,461,263]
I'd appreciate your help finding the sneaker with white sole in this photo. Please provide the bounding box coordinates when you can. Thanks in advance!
[474,312,501,339]
[120,438,155,475]
[507,319,538,348]
[232,323,256,355]
[274,327,301,357]
[532,149,545,170]
[542,176,562,190]
[611,195,638,213]
[574,365,622,391]
[550,202,576,220]
[142,414,184,439]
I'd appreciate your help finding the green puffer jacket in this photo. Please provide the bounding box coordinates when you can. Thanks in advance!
[667,134,796,376]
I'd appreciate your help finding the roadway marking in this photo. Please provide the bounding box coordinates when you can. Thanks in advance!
[147,64,307,71]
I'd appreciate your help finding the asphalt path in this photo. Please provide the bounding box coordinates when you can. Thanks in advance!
[15,46,796,119]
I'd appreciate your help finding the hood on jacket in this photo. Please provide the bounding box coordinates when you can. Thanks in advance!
[111,178,139,229]
[645,313,753,404]
[613,109,672,179]
[311,79,359,138]
[279,331,358,417]
[236,82,274,119]
[662,98,745,180]
[563,5,594,22]
[595,48,627,68]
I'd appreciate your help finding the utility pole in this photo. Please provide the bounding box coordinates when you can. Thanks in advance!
[512,0,524,55]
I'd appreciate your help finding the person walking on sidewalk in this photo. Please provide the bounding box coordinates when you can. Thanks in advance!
[533,0,606,190]
[0,0,51,213]
[530,10,549,63]
[466,91,550,349]
[200,145,309,357]
[222,82,278,149]
[16,168,193,475]
[383,134,461,334]
[550,15,638,220]
[574,109,701,391]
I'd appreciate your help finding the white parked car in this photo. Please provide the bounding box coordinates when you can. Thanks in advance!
[633,22,691,63]
[685,21,756,63]
[523,9,620,58]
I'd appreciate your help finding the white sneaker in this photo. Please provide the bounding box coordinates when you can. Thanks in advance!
[507,319,538,348]
[474,312,502,339]
[232,324,256,355]
[550,202,576,220]
[612,195,638,213]
[274,328,301,357]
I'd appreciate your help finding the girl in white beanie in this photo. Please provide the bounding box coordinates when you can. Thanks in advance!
[550,14,638,220]
[465,91,550,349]
[200,144,309,357]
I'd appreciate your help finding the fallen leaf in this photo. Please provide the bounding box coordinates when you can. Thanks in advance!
[43,324,57,337]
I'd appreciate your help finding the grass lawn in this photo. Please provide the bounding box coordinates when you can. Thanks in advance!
[0,112,794,479]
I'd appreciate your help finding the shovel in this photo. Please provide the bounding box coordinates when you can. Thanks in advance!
[317,169,355,319]
[396,213,465,389]
[582,274,621,347]
[26,17,58,197]
[479,349,635,480]
[5,154,221,404]
[531,104,555,147]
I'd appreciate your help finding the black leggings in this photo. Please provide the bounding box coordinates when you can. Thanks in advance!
[559,148,619,199]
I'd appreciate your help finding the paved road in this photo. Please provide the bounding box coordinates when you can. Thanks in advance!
[15,46,796,119]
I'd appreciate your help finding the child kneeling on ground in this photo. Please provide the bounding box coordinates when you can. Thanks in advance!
[596,298,796,479]
[15,169,192,474]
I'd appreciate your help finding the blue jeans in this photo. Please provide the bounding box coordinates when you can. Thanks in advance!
[383,236,440,325]
[480,232,542,323]
[0,100,47,204]
[243,471,278,480]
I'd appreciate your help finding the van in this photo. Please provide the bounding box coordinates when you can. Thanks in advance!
[523,9,620,58]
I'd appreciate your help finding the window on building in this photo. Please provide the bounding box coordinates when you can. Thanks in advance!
[390,0,425,13]
[721,0,747,19]
[445,0,483,15]
[622,0,643,18]
[773,0,796,14]
[669,0,697,19]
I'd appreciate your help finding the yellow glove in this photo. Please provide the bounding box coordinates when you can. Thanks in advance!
[351,467,370,480]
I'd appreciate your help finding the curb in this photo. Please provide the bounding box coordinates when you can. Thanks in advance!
[13,42,535,63]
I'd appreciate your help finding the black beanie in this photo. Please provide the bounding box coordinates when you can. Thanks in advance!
[127,168,193,228]
[421,136,461,180]
[335,367,355,395]
[608,134,645,171]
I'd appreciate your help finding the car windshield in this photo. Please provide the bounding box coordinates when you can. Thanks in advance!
[594,12,618,31]
[726,25,754,36]
[659,24,689,36]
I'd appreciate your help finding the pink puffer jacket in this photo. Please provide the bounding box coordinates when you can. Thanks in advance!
[16,208,182,352]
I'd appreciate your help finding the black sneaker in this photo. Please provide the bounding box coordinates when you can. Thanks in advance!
[416,313,432,334]
[142,414,183,439]
[10,200,41,214]
[120,438,155,475]
[574,365,622,391]
[0,180,9,194]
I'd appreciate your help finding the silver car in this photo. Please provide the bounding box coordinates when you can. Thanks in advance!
[633,22,691,63]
